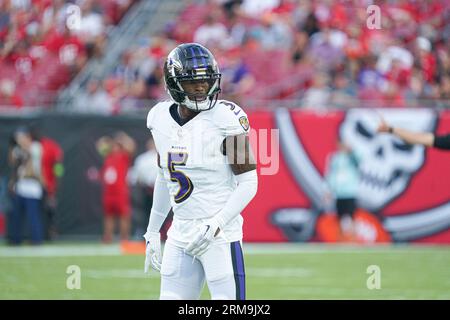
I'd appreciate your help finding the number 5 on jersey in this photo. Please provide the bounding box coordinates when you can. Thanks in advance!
[168,152,193,203]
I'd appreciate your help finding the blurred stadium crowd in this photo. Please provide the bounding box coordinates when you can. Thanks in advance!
[0,0,135,108]
[0,0,449,112]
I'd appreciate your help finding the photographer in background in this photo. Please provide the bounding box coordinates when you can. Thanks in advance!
[8,127,44,245]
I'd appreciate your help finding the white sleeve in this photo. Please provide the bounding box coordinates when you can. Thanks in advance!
[214,170,258,229]
[143,169,172,242]
[213,101,251,137]
[146,105,157,130]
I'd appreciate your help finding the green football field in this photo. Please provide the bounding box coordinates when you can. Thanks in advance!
[1,242,449,300]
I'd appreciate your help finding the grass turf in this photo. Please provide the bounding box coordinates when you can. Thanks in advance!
[1,243,449,300]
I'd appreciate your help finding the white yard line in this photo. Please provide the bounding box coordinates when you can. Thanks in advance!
[242,243,450,255]
[0,244,121,257]
[273,286,450,299]
[246,267,313,278]
[84,269,159,279]
[81,266,312,280]
[0,242,448,257]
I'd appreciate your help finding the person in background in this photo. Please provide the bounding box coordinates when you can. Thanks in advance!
[128,138,159,239]
[377,116,450,150]
[30,127,64,241]
[74,79,115,114]
[220,48,256,105]
[324,138,361,241]
[8,127,44,245]
[97,132,136,243]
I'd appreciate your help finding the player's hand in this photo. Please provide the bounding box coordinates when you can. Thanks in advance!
[185,218,221,257]
[377,114,390,133]
[144,232,161,273]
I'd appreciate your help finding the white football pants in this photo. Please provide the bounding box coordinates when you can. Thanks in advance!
[159,240,245,300]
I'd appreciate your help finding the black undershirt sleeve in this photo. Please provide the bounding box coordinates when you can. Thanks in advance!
[433,134,450,150]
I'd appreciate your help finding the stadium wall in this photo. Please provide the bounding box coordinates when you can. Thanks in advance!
[0,109,449,243]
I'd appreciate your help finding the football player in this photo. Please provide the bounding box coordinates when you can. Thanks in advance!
[143,43,258,300]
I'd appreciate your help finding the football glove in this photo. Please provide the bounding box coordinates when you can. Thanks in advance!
[185,218,221,257]
[144,231,161,273]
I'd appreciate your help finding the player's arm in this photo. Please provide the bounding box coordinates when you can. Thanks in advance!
[143,153,171,272]
[377,116,434,147]
[217,134,258,229]
[144,153,171,237]
[143,169,171,235]
[225,134,257,174]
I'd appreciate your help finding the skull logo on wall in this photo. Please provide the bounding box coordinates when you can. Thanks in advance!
[340,109,436,212]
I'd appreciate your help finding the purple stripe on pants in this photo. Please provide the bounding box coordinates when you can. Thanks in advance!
[233,241,246,300]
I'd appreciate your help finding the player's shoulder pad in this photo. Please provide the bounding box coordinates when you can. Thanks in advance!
[146,100,172,130]
[211,100,250,136]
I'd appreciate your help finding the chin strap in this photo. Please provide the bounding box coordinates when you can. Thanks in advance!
[182,89,220,112]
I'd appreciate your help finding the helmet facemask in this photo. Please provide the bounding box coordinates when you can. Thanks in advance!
[178,75,221,111]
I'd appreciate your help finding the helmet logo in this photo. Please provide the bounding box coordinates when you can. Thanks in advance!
[167,55,183,76]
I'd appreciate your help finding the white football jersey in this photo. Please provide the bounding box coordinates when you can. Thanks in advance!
[146,100,251,245]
